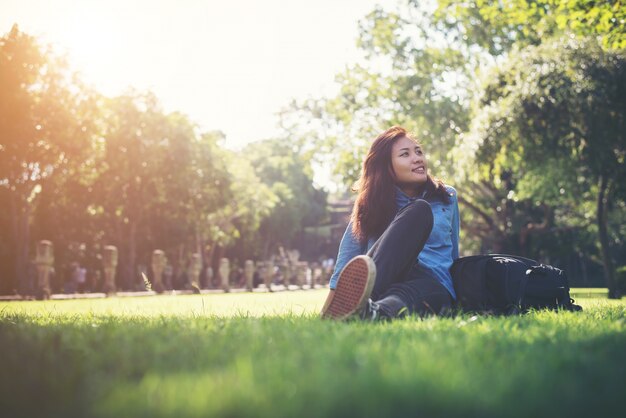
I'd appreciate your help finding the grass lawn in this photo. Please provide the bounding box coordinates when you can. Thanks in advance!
[1,290,625,418]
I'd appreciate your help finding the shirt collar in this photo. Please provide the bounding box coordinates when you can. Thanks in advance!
[394,185,427,207]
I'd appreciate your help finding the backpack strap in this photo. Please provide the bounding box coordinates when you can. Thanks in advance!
[489,253,538,265]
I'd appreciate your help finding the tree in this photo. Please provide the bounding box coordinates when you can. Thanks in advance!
[0,25,96,294]
[90,93,248,290]
[458,37,625,297]
[204,147,277,267]
[436,0,626,54]
[279,1,625,293]
[244,138,328,258]
[280,3,471,189]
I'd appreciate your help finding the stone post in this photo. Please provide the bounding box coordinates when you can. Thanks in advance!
[296,261,308,289]
[282,262,291,289]
[163,263,173,290]
[187,253,202,293]
[305,265,312,289]
[35,240,54,300]
[259,261,274,292]
[102,245,118,295]
[255,262,264,291]
[151,250,166,293]
[312,265,322,289]
[244,260,254,292]
[219,257,230,293]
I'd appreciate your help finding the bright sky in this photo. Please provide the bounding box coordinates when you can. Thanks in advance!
[1,0,381,149]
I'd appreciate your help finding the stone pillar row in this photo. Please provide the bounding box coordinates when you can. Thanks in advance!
[32,240,330,297]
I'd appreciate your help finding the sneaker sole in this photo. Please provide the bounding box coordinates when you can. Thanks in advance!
[320,255,376,320]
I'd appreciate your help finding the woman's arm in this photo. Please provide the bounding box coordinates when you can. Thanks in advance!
[451,192,460,260]
[328,221,365,289]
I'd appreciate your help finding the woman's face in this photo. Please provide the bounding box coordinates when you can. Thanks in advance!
[391,136,428,189]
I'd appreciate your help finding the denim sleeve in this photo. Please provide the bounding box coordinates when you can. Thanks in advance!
[451,193,460,260]
[329,221,365,289]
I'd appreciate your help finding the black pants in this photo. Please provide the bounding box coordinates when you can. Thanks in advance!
[367,200,453,317]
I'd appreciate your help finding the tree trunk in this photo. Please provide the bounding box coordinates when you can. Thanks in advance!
[11,192,31,295]
[457,195,506,252]
[205,242,216,289]
[129,221,137,290]
[597,175,618,298]
[212,245,223,288]
[579,252,589,287]
[262,231,273,261]
[519,204,552,257]
[195,225,202,256]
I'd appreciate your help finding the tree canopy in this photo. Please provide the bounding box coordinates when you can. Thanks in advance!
[279,0,626,296]
[0,25,327,294]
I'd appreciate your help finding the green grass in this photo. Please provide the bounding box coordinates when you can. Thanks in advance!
[1,290,625,418]
[570,287,610,298]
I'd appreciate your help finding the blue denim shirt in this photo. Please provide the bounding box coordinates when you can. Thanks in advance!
[329,185,459,299]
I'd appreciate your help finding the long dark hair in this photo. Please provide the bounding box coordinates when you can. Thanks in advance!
[350,126,449,242]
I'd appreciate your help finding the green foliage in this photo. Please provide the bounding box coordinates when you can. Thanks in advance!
[457,36,625,290]
[436,0,626,53]
[207,149,277,249]
[278,1,625,278]
[244,138,328,257]
[281,2,471,188]
[469,37,625,184]
[0,25,98,292]
[553,0,626,49]
[4,0,626,294]
[0,293,625,418]
[0,25,95,193]
[0,25,333,293]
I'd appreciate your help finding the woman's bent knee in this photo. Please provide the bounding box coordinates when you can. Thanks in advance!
[399,199,433,226]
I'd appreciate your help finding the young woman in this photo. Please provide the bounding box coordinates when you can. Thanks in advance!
[320,126,459,320]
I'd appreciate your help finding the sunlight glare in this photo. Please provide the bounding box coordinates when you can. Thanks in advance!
[57,13,126,94]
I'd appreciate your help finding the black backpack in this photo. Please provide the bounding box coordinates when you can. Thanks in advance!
[450,254,582,314]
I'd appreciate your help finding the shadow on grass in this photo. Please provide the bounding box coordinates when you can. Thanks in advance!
[1,310,625,418]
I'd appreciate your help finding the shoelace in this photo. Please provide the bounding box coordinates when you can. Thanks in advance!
[361,299,380,320]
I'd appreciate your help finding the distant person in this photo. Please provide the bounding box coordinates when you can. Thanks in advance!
[321,126,459,320]
[163,264,173,290]
[66,262,79,293]
[321,257,335,284]
[77,266,87,293]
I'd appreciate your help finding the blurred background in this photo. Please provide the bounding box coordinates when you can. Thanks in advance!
[1,0,624,297]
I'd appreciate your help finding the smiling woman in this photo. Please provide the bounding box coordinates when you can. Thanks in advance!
[391,136,429,197]
[321,126,460,321]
